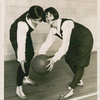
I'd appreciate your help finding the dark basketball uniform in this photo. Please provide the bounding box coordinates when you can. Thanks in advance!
[57,18,93,88]
[10,11,35,86]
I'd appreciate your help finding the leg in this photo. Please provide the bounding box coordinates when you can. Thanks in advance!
[17,64,25,86]
[23,60,38,86]
[65,59,83,86]
[24,61,31,77]
[58,66,84,100]
[10,34,26,99]
[65,60,76,74]
[16,64,26,99]
[70,67,84,89]
[65,44,78,75]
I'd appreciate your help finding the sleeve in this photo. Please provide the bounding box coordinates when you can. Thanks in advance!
[17,22,28,63]
[38,28,56,54]
[52,20,74,62]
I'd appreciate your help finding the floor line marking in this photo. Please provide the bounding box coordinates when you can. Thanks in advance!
[69,92,97,100]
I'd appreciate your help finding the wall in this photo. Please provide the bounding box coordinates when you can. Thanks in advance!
[97,0,100,99]
[4,0,97,61]
[0,0,4,99]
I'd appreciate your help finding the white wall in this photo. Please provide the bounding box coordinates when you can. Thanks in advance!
[97,0,100,99]
[4,0,97,61]
[0,0,4,99]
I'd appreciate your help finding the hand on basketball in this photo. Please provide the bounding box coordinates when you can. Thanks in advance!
[20,60,26,73]
[46,58,55,71]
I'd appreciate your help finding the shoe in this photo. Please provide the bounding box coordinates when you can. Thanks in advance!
[23,76,38,86]
[68,80,84,86]
[16,86,26,99]
[58,87,73,100]
[77,80,84,86]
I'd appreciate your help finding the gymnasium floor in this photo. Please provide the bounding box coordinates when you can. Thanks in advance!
[4,51,97,100]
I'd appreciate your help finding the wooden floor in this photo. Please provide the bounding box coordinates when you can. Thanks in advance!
[4,52,97,100]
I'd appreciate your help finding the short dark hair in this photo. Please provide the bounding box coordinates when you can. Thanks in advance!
[28,5,44,20]
[45,7,59,21]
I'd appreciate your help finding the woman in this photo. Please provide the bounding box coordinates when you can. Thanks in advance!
[38,7,93,99]
[10,5,44,99]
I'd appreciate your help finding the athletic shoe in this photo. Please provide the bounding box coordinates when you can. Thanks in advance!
[16,86,26,99]
[58,87,73,100]
[77,80,84,86]
[23,76,38,86]
[68,80,84,86]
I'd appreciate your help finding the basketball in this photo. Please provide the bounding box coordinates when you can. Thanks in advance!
[31,54,50,76]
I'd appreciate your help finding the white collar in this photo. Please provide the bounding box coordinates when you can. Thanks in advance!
[26,14,35,29]
[56,18,61,33]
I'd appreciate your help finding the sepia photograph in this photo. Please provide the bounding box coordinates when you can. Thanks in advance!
[0,0,99,100]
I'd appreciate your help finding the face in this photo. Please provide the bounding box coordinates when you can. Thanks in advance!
[45,12,54,25]
[31,17,42,27]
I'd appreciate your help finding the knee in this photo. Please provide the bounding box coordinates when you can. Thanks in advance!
[65,56,73,65]
[76,66,85,71]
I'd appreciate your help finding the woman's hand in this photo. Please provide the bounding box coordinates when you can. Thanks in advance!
[46,58,55,71]
[20,60,26,73]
